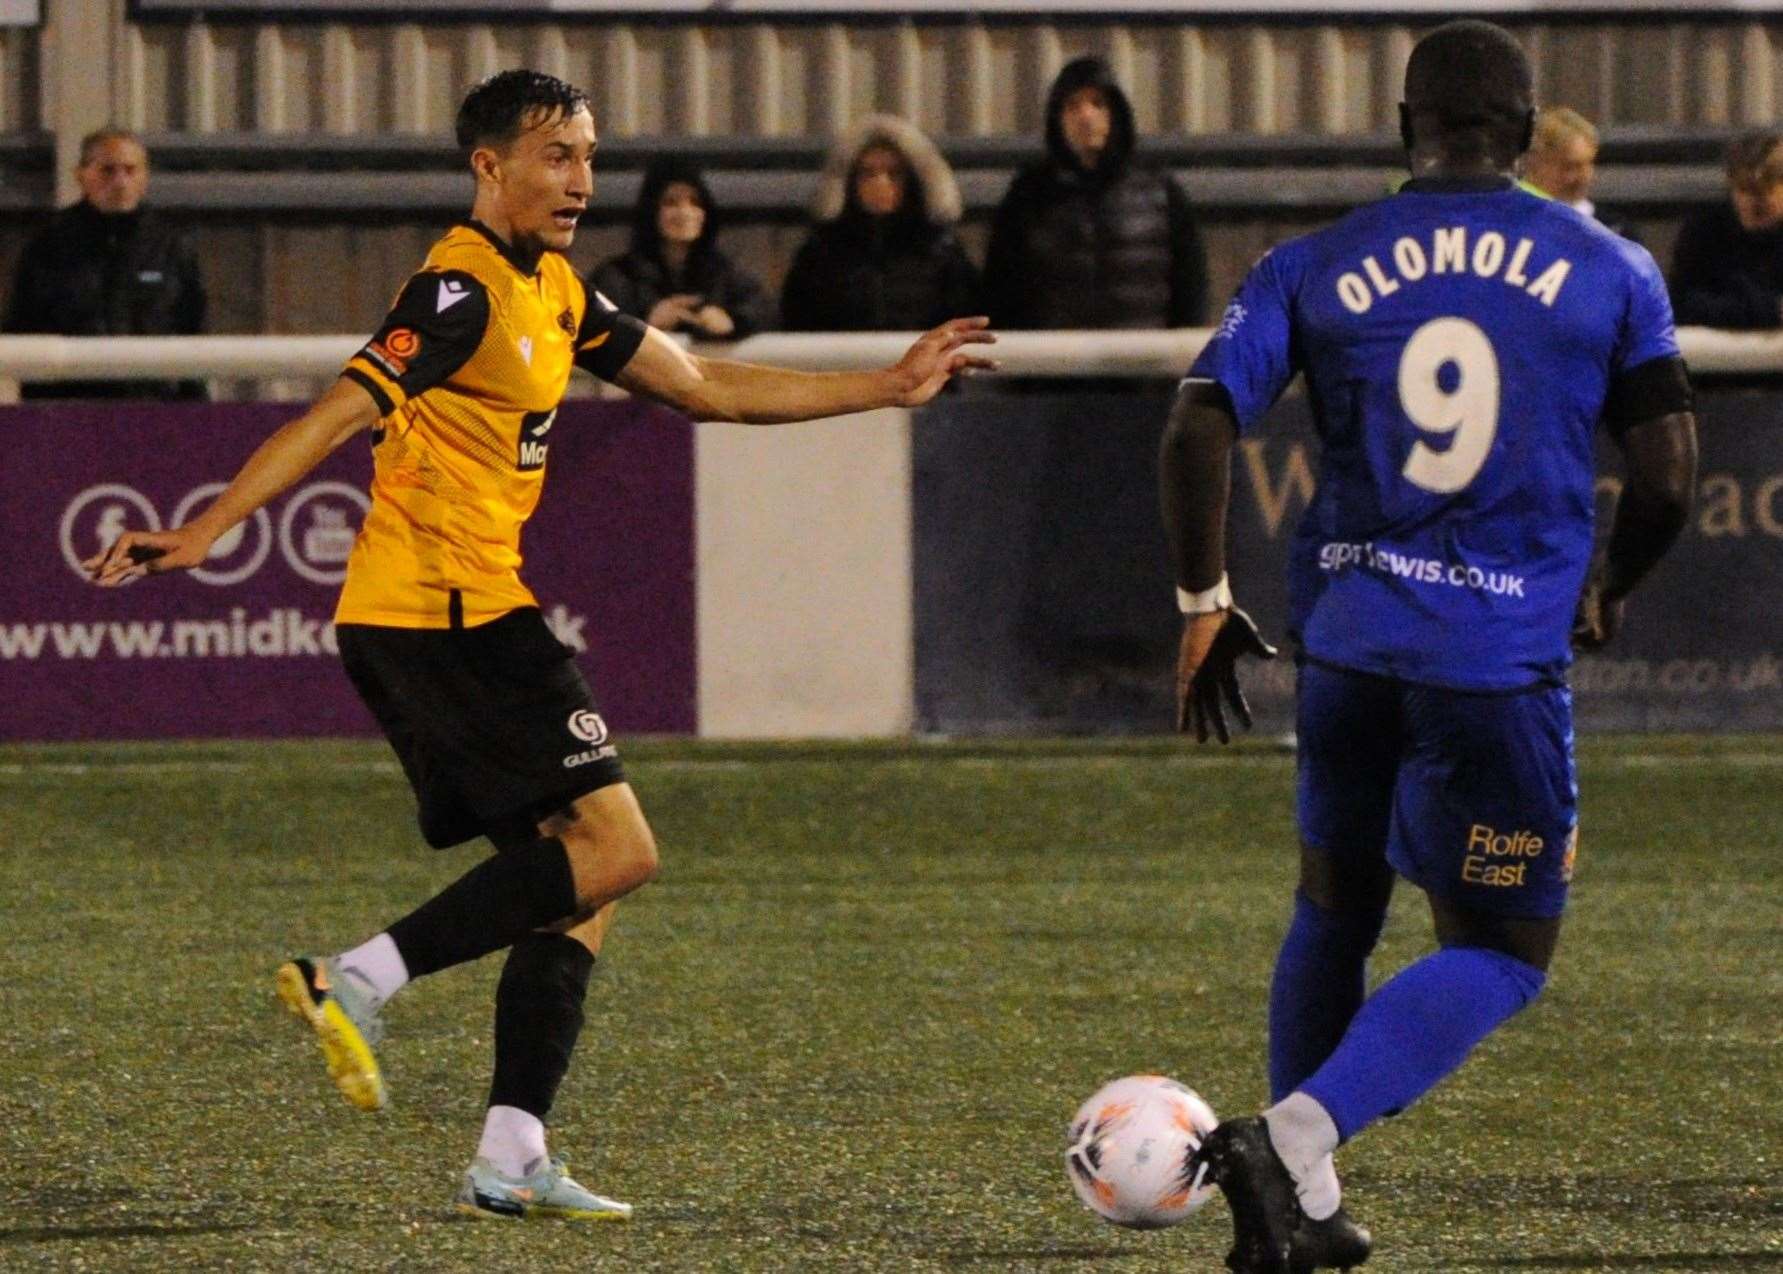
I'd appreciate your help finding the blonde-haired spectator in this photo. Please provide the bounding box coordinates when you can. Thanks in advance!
[1670,129,1783,329]
[1524,106,1640,243]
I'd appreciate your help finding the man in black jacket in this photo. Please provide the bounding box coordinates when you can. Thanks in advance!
[983,56,1207,330]
[4,126,207,399]
[1670,130,1783,329]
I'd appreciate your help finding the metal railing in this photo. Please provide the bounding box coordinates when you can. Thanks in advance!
[0,327,1778,384]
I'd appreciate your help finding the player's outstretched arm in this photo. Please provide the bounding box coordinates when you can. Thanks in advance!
[614,317,998,423]
[86,376,381,586]
[1160,379,1278,743]
[1574,409,1698,649]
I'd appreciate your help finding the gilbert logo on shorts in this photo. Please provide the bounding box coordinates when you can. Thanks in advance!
[563,709,617,770]
[1461,823,1545,888]
[567,710,608,746]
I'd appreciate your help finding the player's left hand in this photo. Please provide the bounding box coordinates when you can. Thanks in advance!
[84,523,216,587]
[1571,580,1624,650]
[890,317,999,406]
[1175,605,1278,744]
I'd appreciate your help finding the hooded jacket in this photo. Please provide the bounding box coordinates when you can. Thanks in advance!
[3,199,207,399]
[780,115,980,332]
[588,157,774,339]
[983,57,1208,330]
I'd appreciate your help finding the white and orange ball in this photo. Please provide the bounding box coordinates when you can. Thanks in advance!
[1065,1074,1219,1229]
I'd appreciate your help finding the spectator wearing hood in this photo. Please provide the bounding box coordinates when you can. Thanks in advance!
[983,56,1208,330]
[588,157,773,340]
[781,114,980,332]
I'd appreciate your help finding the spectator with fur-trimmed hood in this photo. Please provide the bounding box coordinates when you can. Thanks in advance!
[781,115,980,332]
[588,156,773,340]
[983,56,1207,329]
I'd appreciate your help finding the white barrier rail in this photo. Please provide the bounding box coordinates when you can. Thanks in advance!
[0,327,1777,380]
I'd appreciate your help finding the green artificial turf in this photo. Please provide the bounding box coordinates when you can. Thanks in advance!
[0,737,1777,1272]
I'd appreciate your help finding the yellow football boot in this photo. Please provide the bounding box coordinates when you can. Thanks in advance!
[275,956,387,1112]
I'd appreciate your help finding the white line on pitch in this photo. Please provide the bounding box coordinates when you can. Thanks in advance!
[0,751,1774,779]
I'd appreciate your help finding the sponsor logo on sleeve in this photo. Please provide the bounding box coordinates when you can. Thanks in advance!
[365,327,420,377]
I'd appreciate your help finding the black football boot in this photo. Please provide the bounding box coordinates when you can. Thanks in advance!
[1192,1117,1373,1273]
[1290,1206,1372,1272]
[1190,1118,1296,1274]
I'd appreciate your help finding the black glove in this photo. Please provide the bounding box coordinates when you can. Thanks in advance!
[1176,605,1279,744]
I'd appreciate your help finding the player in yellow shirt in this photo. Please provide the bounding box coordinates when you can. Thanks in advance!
[87,69,994,1221]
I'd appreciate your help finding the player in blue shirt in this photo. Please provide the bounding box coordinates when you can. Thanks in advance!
[1161,22,1698,1273]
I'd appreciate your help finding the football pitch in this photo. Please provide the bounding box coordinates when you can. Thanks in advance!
[1,736,1777,1273]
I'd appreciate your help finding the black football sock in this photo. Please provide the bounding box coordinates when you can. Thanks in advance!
[488,931,597,1121]
[386,837,577,979]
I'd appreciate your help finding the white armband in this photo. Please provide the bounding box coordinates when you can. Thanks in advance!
[1176,573,1233,615]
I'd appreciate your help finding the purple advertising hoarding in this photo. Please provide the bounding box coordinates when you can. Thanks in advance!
[0,401,696,741]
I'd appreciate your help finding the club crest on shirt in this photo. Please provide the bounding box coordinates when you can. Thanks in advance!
[557,308,576,336]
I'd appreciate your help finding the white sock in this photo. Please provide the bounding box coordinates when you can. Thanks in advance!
[334,933,408,1010]
[477,1105,549,1179]
[1263,1092,1343,1221]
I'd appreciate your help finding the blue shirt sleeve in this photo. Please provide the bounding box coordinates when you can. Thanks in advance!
[1611,244,1681,374]
[1186,247,1298,433]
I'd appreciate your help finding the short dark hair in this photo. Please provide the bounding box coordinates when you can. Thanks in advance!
[1402,20,1534,165]
[1727,130,1783,186]
[78,125,145,166]
[455,69,591,153]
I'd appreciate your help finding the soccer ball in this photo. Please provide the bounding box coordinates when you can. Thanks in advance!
[1065,1074,1219,1230]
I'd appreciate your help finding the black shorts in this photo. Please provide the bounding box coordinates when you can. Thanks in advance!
[337,607,626,849]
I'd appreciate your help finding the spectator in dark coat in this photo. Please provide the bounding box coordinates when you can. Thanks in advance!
[983,56,1207,330]
[781,114,979,332]
[1670,130,1783,329]
[3,126,206,399]
[588,157,773,340]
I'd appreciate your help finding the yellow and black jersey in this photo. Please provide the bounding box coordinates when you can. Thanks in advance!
[335,219,646,628]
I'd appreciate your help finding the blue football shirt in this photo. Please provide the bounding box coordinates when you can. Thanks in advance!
[1189,177,1680,691]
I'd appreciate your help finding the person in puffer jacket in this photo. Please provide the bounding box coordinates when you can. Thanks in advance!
[781,114,980,332]
[983,56,1208,330]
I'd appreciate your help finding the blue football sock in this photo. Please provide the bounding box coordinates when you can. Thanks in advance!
[1300,945,1547,1143]
[1268,891,1388,1102]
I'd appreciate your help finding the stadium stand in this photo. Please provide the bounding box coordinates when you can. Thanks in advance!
[0,7,1774,337]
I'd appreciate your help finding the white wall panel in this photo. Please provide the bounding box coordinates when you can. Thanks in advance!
[695,410,914,739]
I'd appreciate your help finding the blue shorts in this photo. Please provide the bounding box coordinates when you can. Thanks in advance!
[1295,660,1579,919]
